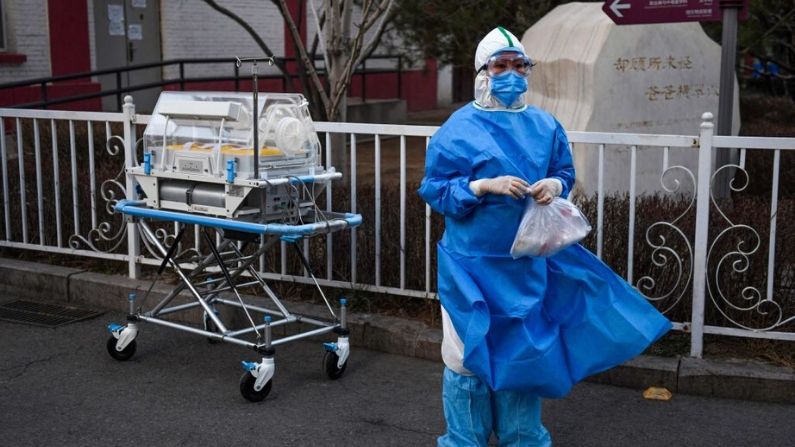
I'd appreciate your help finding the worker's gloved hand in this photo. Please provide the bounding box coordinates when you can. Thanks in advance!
[470,176,531,200]
[529,178,563,205]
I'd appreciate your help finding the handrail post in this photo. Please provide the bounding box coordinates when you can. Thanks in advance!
[123,95,140,279]
[690,112,714,358]
[179,62,185,91]
[397,56,402,99]
[116,71,123,111]
[234,61,240,92]
[362,59,367,103]
[40,82,48,109]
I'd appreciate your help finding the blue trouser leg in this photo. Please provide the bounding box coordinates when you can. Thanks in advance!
[438,367,493,447]
[438,367,552,447]
[492,389,551,447]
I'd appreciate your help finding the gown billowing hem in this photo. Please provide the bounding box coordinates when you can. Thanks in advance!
[438,242,672,398]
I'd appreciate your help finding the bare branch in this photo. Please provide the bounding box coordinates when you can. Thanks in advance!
[327,0,396,114]
[757,9,795,45]
[326,0,341,60]
[342,0,354,43]
[354,0,396,67]
[740,7,795,66]
[359,0,389,32]
[201,0,295,91]
[309,8,326,58]
[276,0,331,111]
[329,21,369,113]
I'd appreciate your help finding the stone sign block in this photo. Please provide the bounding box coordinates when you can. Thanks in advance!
[522,2,739,196]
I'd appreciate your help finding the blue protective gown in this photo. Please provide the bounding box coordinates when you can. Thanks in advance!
[419,103,671,398]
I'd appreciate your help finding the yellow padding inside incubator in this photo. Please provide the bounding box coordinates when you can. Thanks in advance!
[165,143,283,156]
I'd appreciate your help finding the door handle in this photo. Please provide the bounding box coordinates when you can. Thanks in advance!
[128,42,135,62]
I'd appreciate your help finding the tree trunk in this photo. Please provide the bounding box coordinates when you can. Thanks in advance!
[324,0,351,170]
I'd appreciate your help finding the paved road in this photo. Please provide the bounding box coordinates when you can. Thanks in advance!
[1,309,793,446]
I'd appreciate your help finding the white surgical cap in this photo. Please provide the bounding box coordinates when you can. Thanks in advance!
[474,26,527,71]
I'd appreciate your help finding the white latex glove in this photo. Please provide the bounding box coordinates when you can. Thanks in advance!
[470,176,531,200]
[529,178,563,205]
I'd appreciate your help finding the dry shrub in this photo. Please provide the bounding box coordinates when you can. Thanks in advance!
[0,119,134,249]
[740,95,795,138]
[738,95,795,197]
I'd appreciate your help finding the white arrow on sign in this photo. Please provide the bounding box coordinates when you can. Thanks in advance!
[609,0,631,18]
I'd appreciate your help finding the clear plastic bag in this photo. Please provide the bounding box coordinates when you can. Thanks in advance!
[510,197,592,258]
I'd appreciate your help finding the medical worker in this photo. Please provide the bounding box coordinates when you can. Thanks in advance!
[418,27,671,446]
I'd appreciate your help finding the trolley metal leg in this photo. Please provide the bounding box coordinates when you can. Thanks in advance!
[107,219,353,403]
[148,239,235,315]
[135,220,228,332]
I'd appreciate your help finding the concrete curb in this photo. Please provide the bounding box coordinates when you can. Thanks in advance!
[2,257,794,404]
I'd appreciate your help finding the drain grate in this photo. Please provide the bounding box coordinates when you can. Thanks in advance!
[0,300,104,327]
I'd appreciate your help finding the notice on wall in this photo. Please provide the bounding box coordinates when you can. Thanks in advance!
[109,21,125,36]
[108,4,125,36]
[128,24,143,40]
[107,4,124,22]
[132,0,147,8]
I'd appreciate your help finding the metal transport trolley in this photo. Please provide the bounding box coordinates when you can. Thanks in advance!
[105,90,361,402]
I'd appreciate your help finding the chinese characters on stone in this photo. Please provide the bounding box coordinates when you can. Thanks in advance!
[612,55,716,101]
[644,84,719,101]
[614,55,694,72]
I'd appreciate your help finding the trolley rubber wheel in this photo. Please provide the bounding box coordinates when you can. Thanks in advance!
[203,313,220,344]
[323,350,348,380]
[106,335,137,361]
[239,371,272,402]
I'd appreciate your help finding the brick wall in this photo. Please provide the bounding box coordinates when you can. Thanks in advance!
[0,0,52,82]
[160,1,285,80]
[86,0,96,79]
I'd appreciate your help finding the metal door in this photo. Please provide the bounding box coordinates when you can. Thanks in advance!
[93,0,162,112]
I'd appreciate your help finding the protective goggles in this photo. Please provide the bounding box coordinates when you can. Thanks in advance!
[479,53,535,77]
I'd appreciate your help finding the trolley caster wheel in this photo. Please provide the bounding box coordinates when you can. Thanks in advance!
[239,371,272,402]
[106,335,137,361]
[323,350,348,380]
[203,312,220,344]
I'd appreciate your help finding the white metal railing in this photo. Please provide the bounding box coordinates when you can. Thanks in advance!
[699,130,795,351]
[313,121,438,299]
[1,100,794,357]
[0,107,130,263]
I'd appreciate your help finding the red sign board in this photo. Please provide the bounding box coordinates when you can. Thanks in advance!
[602,0,748,25]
